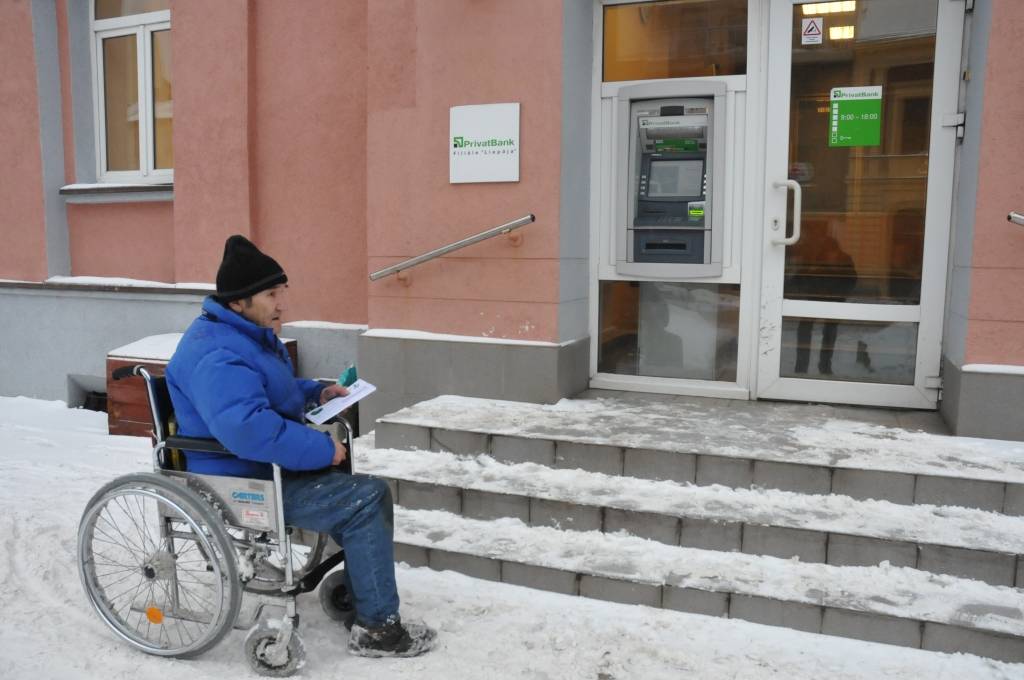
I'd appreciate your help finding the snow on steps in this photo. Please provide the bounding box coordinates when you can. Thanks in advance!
[375,395,1024,513]
[355,438,1024,588]
[392,506,1024,663]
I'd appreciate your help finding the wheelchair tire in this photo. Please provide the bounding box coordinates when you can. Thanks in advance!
[318,568,356,630]
[244,621,306,677]
[77,473,242,658]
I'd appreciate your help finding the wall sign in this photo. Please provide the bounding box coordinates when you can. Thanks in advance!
[450,102,520,184]
[829,86,882,147]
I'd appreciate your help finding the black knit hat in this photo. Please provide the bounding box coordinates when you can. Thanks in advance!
[215,235,287,302]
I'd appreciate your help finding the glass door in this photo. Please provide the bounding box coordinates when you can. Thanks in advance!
[757,0,964,408]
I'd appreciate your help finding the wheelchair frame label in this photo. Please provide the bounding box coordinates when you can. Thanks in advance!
[231,490,267,504]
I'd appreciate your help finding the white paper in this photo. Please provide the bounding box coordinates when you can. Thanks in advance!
[304,379,376,425]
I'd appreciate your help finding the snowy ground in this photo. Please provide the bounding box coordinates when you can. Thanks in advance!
[1,395,1021,680]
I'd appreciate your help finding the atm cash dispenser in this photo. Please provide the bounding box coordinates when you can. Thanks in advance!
[615,82,726,278]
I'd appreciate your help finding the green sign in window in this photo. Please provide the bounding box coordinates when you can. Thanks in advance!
[829,86,882,148]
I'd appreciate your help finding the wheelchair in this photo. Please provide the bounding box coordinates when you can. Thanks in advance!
[77,365,357,676]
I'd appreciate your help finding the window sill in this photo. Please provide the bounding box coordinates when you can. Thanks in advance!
[60,182,173,204]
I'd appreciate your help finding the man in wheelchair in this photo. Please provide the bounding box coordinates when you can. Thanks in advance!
[165,234,436,658]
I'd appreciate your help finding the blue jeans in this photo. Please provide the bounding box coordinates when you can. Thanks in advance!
[281,470,399,627]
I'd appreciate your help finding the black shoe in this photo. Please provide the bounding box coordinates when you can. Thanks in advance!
[348,616,437,658]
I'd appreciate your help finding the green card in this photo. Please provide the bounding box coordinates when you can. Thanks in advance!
[829,86,882,148]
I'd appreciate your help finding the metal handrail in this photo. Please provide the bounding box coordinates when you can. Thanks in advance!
[369,214,535,281]
[1009,211,1024,227]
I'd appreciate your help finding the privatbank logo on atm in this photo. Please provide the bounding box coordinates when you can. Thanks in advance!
[452,135,516,156]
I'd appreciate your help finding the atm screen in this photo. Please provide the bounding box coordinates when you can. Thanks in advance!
[648,159,703,198]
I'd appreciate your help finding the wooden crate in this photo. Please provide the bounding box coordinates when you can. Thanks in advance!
[107,337,298,438]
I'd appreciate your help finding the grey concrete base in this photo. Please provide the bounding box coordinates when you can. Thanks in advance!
[491,436,555,466]
[914,474,1005,513]
[395,542,1024,662]
[623,448,696,484]
[376,422,430,451]
[530,497,602,532]
[827,534,918,569]
[280,322,362,381]
[917,545,1017,586]
[580,575,662,608]
[663,587,728,617]
[502,562,578,596]
[555,441,623,475]
[430,428,489,455]
[358,333,590,433]
[729,595,822,634]
[831,469,916,504]
[923,622,1024,664]
[941,357,1024,442]
[696,456,754,488]
[822,609,921,648]
[604,508,679,545]
[429,549,501,581]
[0,286,204,403]
[680,518,742,552]
[382,477,1020,586]
[463,489,530,522]
[753,460,831,495]
[742,525,827,563]
[397,480,461,514]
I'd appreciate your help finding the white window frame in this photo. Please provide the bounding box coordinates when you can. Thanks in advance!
[90,7,172,184]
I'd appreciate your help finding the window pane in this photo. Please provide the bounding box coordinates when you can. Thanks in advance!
[152,30,173,169]
[784,0,937,305]
[599,282,740,381]
[95,0,169,20]
[779,318,918,384]
[603,0,747,82]
[103,35,139,172]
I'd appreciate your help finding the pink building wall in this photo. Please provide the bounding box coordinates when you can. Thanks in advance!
[67,203,175,281]
[0,1,48,281]
[251,0,368,324]
[965,0,1024,365]
[365,0,565,342]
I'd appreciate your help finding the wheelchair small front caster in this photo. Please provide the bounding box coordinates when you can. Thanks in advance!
[244,620,306,677]
[319,569,356,630]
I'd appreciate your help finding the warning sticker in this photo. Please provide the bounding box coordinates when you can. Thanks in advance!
[801,17,823,45]
[242,508,271,529]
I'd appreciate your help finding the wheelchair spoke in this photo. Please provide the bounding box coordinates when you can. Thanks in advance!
[97,508,147,557]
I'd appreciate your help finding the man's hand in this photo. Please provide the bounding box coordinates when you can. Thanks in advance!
[320,383,350,404]
[332,439,348,466]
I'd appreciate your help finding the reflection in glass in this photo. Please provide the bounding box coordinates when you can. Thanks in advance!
[95,0,169,20]
[780,318,917,384]
[603,0,747,82]
[599,282,740,381]
[103,35,139,172]
[784,0,937,305]
[152,30,173,169]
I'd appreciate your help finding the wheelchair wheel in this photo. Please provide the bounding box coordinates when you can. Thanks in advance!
[236,528,327,595]
[318,568,356,629]
[244,621,306,677]
[77,473,242,658]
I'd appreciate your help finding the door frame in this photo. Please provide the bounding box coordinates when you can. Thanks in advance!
[755,0,966,408]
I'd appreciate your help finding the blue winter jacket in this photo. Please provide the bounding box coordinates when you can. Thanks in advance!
[166,296,334,479]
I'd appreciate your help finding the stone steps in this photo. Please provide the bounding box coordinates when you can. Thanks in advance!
[391,506,1024,663]
[375,395,1024,513]
[356,439,1024,588]
[368,392,1024,661]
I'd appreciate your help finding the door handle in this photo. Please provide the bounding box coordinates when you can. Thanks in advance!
[771,179,802,246]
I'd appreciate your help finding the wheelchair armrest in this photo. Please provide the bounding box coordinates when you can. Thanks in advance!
[164,435,231,455]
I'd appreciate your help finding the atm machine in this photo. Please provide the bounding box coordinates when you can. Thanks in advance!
[614,81,726,278]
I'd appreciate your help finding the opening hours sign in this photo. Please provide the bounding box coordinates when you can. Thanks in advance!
[829,86,883,148]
